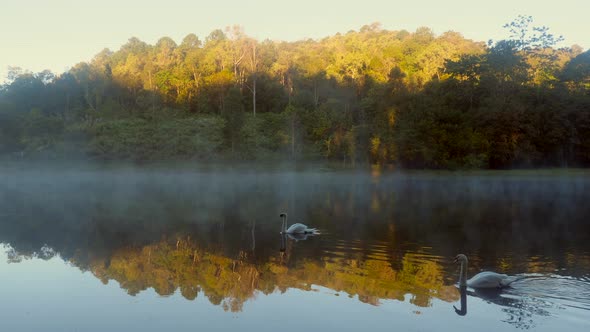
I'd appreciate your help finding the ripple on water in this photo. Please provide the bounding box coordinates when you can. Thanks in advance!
[319,237,394,262]
[503,274,590,312]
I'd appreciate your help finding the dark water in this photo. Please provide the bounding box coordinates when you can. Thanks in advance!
[1,167,589,331]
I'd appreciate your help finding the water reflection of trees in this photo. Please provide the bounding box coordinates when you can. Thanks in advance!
[61,237,457,312]
[2,232,460,311]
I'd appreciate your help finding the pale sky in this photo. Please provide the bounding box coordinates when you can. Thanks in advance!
[1,0,588,82]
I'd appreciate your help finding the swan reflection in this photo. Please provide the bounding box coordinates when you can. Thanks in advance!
[453,286,467,316]
[285,232,317,242]
[278,230,318,264]
[451,281,556,330]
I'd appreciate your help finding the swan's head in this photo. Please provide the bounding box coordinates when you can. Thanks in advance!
[453,254,468,264]
[279,213,287,218]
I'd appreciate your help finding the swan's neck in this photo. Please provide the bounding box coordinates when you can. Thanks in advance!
[280,234,286,252]
[281,216,287,233]
[459,260,468,287]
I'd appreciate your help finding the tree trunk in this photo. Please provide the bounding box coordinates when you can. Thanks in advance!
[253,77,256,117]
[291,116,295,159]
[313,80,319,108]
[65,92,70,122]
[250,41,257,117]
[148,71,155,114]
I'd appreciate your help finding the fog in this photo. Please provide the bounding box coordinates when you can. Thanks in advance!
[1,164,589,266]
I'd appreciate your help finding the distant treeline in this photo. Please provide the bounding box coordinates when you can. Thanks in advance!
[1,17,589,168]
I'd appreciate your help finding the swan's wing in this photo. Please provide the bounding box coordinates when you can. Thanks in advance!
[500,275,525,287]
[467,272,509,288]
[287,223,320,235]
[286,223,307,234]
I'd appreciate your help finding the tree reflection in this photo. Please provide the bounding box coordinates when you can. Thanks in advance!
[2,236,460,312]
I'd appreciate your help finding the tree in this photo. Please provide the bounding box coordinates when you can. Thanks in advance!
[222,87,245,154]
[503,15,565,86]
[0,23,587,167]
[244,38,258,116]
[561,50,590,89]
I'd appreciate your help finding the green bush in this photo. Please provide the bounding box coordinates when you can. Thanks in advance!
[88,115,225,160]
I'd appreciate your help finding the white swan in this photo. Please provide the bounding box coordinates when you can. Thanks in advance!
[280,213,318,235]
[454,254,521,288]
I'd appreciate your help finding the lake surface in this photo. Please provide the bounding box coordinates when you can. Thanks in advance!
[1,166,589,331]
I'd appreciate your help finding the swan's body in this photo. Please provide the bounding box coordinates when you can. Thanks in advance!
[467,271,520,288]
[285,232,315,241]
[280,213,318,235]
[285,222,315,234]
[455,254,520,289]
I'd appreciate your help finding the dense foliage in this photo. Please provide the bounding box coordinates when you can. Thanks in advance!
[1,18,589,168]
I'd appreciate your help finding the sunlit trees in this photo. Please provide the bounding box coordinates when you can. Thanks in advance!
[0,20,588,167]
[504,15,565,87]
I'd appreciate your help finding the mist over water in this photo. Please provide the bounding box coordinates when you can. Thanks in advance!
[1,165,589,331]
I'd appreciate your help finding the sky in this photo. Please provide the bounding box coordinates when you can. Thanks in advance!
[0,0,588,82]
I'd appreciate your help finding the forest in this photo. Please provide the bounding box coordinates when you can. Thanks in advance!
[1,16,589,168]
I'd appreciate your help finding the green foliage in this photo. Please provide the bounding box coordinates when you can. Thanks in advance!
[0,102,22,153]
[561,50,590,89]
[238,113,290,159]
[222,87,245,154]
[21,109,64,155]
[89,116,225,160]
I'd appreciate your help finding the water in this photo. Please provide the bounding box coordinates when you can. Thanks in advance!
[0,167,589,331]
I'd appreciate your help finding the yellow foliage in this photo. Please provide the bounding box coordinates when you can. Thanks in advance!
[267,263,288,275]
[387,109,396,127]
[370,137,381,157]
[85,239,456,312]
